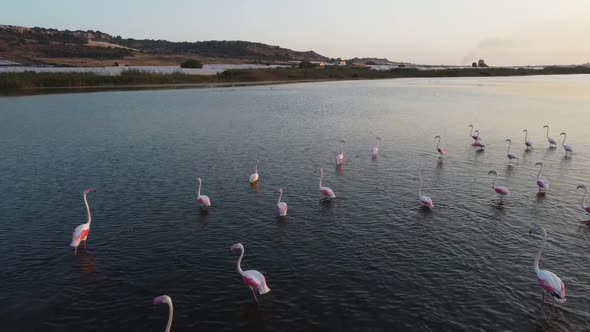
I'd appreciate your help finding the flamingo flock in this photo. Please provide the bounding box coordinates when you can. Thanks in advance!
[68,124,585,330]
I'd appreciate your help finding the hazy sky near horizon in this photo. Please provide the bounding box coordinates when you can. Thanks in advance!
[3,0,590,65]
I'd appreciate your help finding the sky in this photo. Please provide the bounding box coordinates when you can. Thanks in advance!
[2,0,590,65]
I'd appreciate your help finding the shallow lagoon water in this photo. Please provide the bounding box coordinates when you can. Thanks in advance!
[1,75,589,331]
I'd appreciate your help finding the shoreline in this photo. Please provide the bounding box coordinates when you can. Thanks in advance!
[2,66,590,96]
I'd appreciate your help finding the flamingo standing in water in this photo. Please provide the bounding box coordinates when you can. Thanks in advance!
[336,140,345,166]
[319,168,336,200]
[372,137,381,158]
[523,129,534,150]
[535,162,549,194]
[488,170,510,203]
[230,243,271,303]
[576,184,590,214]
[505,139,519,165]
[434,136,446,160]
[197,178,211,208]
[529,224,566,306]
[468,125,480,142]
[276,188,288,216]
[413,175,434,208]
[71,188,96,256]
[249,160,260,184]
[560,132,573,157]
[473,137,486,151]
[153,295,173,332]
[543,125,557,148]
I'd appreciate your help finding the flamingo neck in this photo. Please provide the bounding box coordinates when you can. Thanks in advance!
[319,171,324,188]
[278,190,283,203]
[524,131,528,141]
[417,178,422,196]
[537,165,543,180]
[197,180,201,196]
[492,174,497,189]
[436,138,440,149]
[506,141,511,153]
[582,187,588,209]
[255,161,258,174]
[340,145,343,155]
[469,127,473,136]
[545,127,549,138]
[164,302,173,332]
[534,228,546,274]
[236,246,244,274]
[84,193,92,226]
[561,134,567,146]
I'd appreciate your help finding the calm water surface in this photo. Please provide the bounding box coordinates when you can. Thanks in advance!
[1,75,590,331]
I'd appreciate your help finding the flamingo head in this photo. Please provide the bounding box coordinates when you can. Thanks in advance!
[230,243,244,252]
[434,135,441,139]
[560,132,566,136]
[505,139,511,143]
[543,125,548,129]
[376,136,382,141]
[535,162,543,167]
[523,129,528,133]
[83,188,96,195]
[529,223,543,235]
[276,188,283,195]
[577,184,587,190]
[488,170,497,176]
[153,295,172,306]
[468,124,473,128]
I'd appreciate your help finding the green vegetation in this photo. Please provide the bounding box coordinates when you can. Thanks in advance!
[180,59,203,68]
[1,66,590,91]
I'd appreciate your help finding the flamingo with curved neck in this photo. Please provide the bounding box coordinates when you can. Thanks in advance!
[197,178,211,207]
[560,132,573,157]
[319,168,336,200]
[535,162,549,193]
[230,243,271,303]
[71,188,96,256]
[523,129,534,150]
[434,136,446,160]
[153,295,173,332]
[529,224,566,306]
[543,125,557,148]
[372,137,381,158]
[576,184,590,214]
[468,124,480,141]
[505,139,519,165]
[276,188,288,216]
[413,175,434,208]
[488,170,510,203]
[249,160,260,183]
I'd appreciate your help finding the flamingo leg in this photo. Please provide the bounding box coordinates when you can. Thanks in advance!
[251,288,258,303]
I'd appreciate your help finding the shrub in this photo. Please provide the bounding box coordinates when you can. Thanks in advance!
[180,59,203,68]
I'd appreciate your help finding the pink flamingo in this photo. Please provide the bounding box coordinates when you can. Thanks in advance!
[230,243,271,303]
[523,129,534,150]
[474,139,486,151]
[372,137,381,158]
[560,132,573,157]
[153,295,173,332]
[543,125,557,148]
[336,140,345,166]
[71,188,96,256]
[576,184,590,214]
[468,124,480,142]
[319,168,336,200]
[434,135,446,160]
[197,178,211,208]
[529,224,566,307]
[413,175,434,208]
[535,162,549,194]
[249,160,259,184]
[505,139,519,165]
[488,170,510,203]
[276,188,288,216]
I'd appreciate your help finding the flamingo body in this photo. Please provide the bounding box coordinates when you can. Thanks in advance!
[419,195,434,208]
[319,168,336,199]
[249,160,260,183]
[276,188,288,216]
[577,185,590,214]
[494,186,510,196]
[537,180,549,191]
[372,137,381,159]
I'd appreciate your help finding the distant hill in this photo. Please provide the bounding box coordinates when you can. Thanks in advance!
[0,25,328,66]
